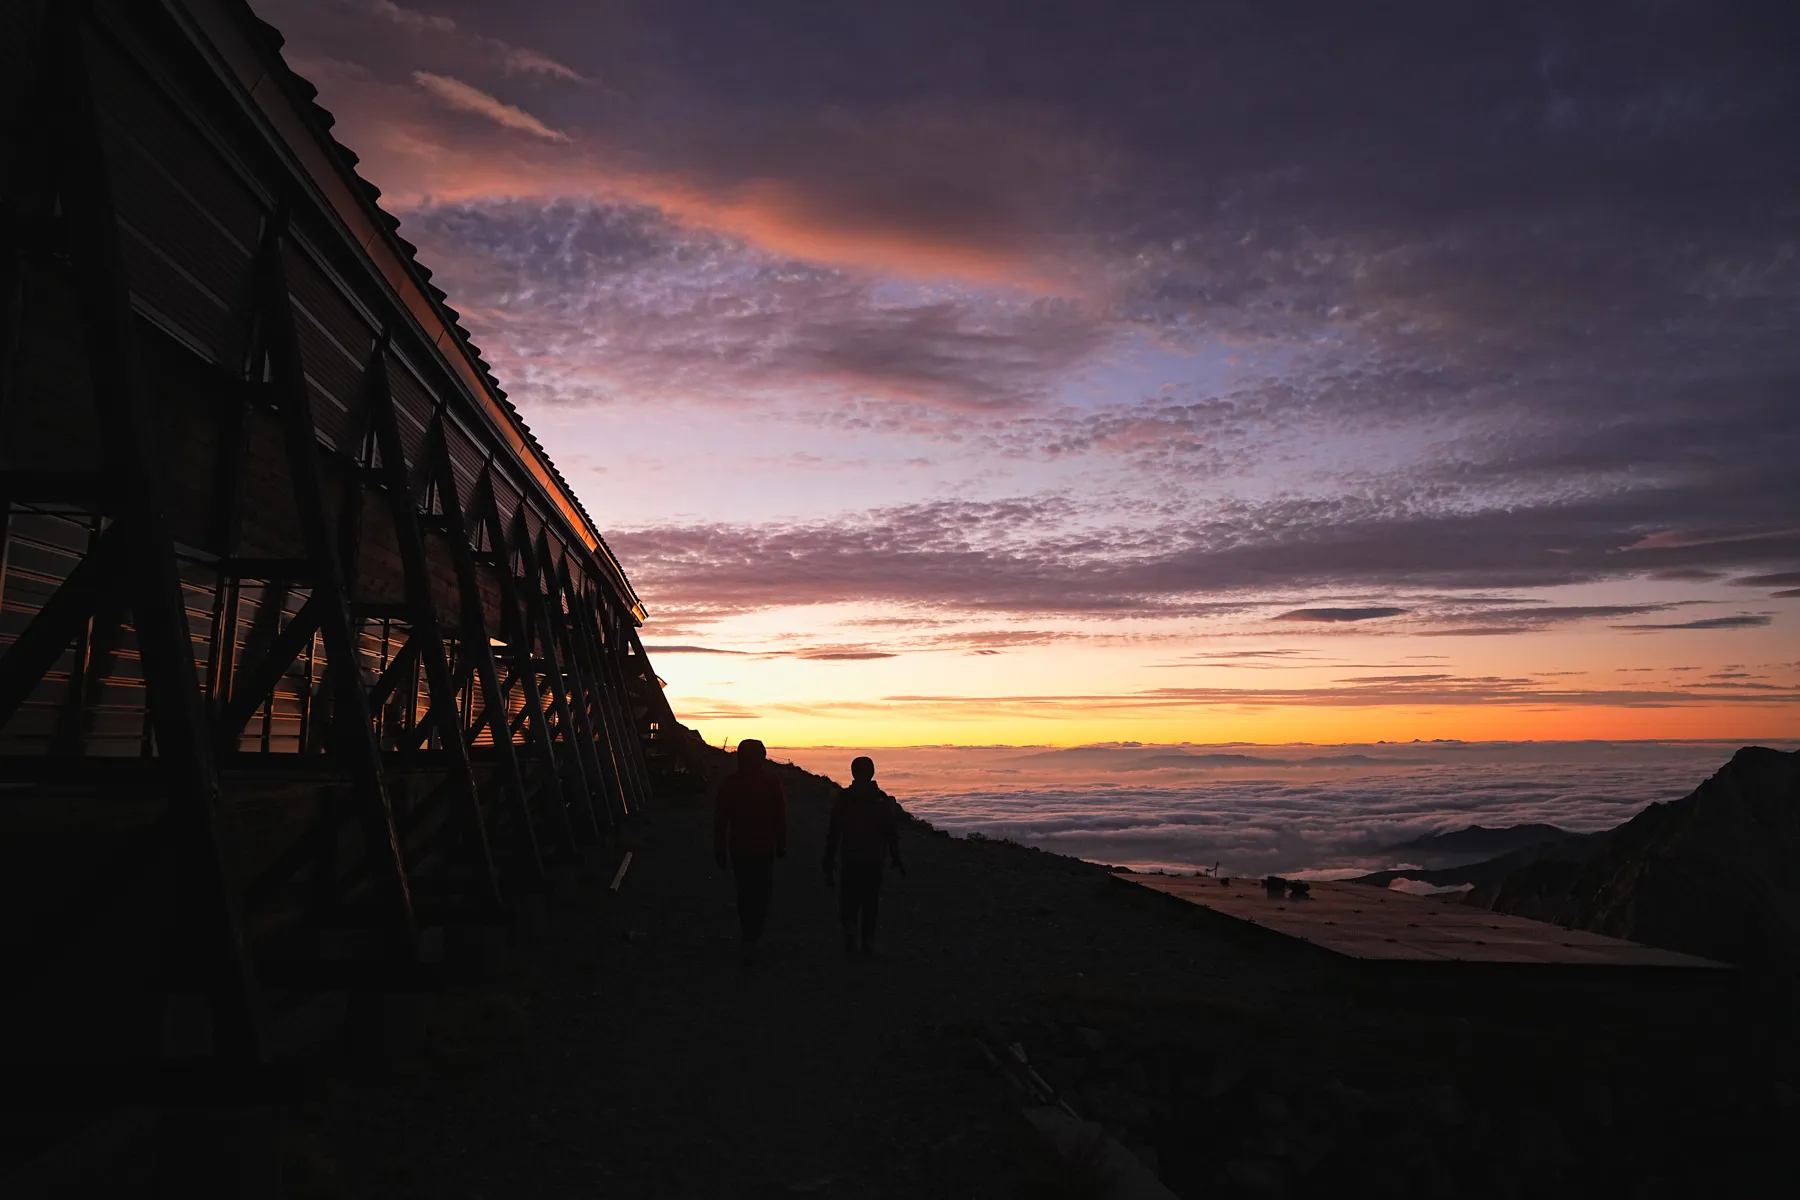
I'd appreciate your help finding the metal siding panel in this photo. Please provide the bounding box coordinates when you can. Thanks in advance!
[117,218,236,361]
[488,471,523,544]
[284,244,375,368]
[146,327,229,552]
[520,504,545,554]
[87,33,262,248]
[2,265,102,473]
[232,408,305,558]
[423,529,461,633]
[442,421,485,518]
[541,531,568,587]
[0,512,92,754]
[353,495,406,608]
[284,245,366,453]
[91,35,258,361]
[385,362,437,496]
[476,561,508,645]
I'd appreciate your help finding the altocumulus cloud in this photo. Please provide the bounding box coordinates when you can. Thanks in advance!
[609,491,1800,625]
[1616,615,1774,632]
[1274,607,1409,623]
[257,0,1800,663]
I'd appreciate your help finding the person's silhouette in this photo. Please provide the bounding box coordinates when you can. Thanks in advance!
[713,739,786,965]
[822,756,904,956]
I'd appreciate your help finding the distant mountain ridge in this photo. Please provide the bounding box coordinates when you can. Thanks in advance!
[1484,746,1800,967]
[1359,747,1800,968]
[1385,823,1574,857]
[1007,747,1421,770]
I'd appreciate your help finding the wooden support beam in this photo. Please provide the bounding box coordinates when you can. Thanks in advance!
[214,598,320,747]
[599,597,657,811]
[509,509,604,843]
[584,586,653,813]
[573,590,639,812]
[507,692,536,742]
[629,623,681,732]
[365,627,421,712]
[533,531,622,831]
[54,13,264,1062]
[473,468,580,858]
[601,598,655,811]
[202,342,255,709]
[552,555,633,822]
[0,519,122,733]
[494,672,552,745]
[254,213,415,949]
[52,554,131,757]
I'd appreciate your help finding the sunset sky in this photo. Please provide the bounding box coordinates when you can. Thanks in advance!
[254,0,1799,748]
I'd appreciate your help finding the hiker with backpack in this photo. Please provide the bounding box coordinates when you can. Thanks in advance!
[822,756,905,956]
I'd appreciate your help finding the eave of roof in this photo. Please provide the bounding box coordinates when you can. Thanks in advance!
[166,0,647,624]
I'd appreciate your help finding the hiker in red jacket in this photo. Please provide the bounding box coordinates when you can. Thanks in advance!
[714,739,787,964]
[822,756,905,956]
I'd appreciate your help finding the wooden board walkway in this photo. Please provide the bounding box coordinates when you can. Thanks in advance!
[1119,875,1727,968]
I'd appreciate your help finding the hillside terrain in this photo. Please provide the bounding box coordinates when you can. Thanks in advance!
[1385,824,1574,858]
[292,749,1800,1199]
[1484,747,1800,968]
[1356,835,1606,900]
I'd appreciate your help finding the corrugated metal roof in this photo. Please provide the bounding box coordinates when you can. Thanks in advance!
[175,0,647,623]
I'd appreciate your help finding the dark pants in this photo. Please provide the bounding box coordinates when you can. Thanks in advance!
[732,855,774,944]
[838,861,884,942]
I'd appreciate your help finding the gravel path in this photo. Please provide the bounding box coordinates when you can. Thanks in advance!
[296,762,1322,1198]
[294,761,1793,1199]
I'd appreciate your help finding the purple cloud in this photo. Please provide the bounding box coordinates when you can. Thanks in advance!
[1615,615,1775,632]
[1274,607,1409,623]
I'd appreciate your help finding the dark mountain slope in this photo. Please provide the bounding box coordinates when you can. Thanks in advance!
[1386,823,1573,857]
[1486,746,1800,967]
[1355,832,1606,895]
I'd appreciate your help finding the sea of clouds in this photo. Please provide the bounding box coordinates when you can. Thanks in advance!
[780,740,1797,878]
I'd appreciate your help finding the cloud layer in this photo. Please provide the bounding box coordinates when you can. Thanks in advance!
[605,494,1800,625]
[783,740,1795,876]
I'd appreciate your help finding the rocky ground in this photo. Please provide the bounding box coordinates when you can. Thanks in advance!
[288,759,1800,1199]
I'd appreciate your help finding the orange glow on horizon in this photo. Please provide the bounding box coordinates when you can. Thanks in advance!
[673,701,1800,753]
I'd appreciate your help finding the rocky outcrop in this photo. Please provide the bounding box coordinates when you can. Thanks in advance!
[1485,746,1800,967]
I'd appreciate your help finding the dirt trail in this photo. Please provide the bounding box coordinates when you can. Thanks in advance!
[297,762,1792,1199]
[299,764,1305,1198]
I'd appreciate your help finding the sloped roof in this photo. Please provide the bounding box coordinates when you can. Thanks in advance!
[177,0,646,621]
